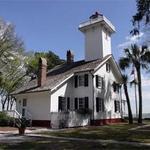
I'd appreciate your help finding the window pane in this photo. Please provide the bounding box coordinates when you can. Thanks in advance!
[79,98,84,109]
[96,97,104,112]
[23,99,27,107]
[79,75,84,86]
[58,96,66,111]
[106,63,110,72]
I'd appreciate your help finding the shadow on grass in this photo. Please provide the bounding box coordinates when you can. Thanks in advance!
[40,124,150,143]
[0,137,149,150]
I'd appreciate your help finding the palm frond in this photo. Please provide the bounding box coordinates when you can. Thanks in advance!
[141,51,150,63]
[131,44,140,57]
[119,57,130,71]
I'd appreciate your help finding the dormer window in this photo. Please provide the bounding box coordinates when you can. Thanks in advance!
[106,63,110,72]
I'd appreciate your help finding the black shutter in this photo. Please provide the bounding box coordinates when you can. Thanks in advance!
[96,97,99,112]
[84,74,89,87]
[118,101,120,112]
[114,100,117,112]
[102,98,104,112]
[113,82,117,92]
[102,78,104,89]
[58,96,62,111]
[74,75,78,88]
[67,97,70,110]
[85,97,89,109]
[96,75,99,87]
[75,98,78,110]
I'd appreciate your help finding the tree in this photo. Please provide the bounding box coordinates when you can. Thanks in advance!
[132,0,150,26]
[0,18,26,110]
[120,75,133,124]
[119,44,150,124]
[26,51,65,77]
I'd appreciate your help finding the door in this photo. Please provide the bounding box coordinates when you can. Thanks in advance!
[22,98,27,117]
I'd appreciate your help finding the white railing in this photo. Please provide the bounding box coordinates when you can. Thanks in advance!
[4,110,22,119]
[4,109,32,127]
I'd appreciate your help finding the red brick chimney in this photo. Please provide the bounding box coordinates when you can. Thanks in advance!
[67,50,74,64]
[38,57,47,87]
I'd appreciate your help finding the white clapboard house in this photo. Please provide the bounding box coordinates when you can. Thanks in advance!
[12,12,123,128]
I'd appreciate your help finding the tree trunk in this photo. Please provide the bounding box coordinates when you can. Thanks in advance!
[7,95,10,110]
[123,83,133,124]
[136,67,142,124]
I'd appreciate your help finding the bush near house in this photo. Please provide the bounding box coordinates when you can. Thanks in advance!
[0,112,14,126]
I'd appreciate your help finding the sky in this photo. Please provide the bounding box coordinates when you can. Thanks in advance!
[0,0,150,114]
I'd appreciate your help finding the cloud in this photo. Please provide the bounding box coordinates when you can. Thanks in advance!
[118,32,144,49]
[141,74,150,87]
[118,25,150,49]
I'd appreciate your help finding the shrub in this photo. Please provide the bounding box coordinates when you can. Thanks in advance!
[0,111,14,126]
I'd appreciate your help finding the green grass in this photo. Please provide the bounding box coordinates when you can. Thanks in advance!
[0,137,149,150]
[40,123,150,143]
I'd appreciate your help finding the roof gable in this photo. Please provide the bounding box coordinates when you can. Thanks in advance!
[11,54,117,95]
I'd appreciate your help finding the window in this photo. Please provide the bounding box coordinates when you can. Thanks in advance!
[58,96,71,111]
[106,63,110,72]
[58,96,66,111]
[96,97,104,112]
[79,75,84,86]
[23,99,27,107]
[22,108,25,117]
[96,75,104,89]
[114,100,120,112]
[74,74,89,88]
[74,97,89,110]
[79,98,84,109]
[112,82,120,93]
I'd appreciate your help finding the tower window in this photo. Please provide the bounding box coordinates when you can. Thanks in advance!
[106,63,110,72]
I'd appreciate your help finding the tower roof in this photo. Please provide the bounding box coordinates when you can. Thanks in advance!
[79,12,115,33]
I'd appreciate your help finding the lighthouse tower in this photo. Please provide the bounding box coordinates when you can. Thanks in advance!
[79,12,115,62]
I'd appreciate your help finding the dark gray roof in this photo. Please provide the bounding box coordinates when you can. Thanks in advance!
[12,55,111,95]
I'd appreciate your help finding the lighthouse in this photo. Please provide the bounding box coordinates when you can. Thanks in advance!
[79,12,115,61]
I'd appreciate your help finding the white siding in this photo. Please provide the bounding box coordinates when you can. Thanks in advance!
[85,26,103,61]
[102,29,111,57]
[15,91,50,120]
[50,72,93,128]
[94,61,121,120]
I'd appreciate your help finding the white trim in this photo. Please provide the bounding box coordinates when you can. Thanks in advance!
[51,74,74,92]
[94,55,112,72]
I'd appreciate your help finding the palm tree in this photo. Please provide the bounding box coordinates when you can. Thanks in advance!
[119,44,150,124]
[122,75,133,124]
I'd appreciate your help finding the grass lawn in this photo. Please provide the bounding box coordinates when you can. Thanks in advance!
[0,137,149,150]
[40,123,150,143]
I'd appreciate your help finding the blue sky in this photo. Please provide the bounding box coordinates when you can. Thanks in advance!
[1,0,150,114]
[0,0,136,61]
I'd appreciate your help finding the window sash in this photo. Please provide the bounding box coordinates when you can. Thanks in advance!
[114,100,120,112]
[96,75,104,89]
[78,75,84,86]
[96,97,104,112]
[106,63,110,72]
[74,97,89,110]
[79,98,84,109]
[22,99,27,107]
